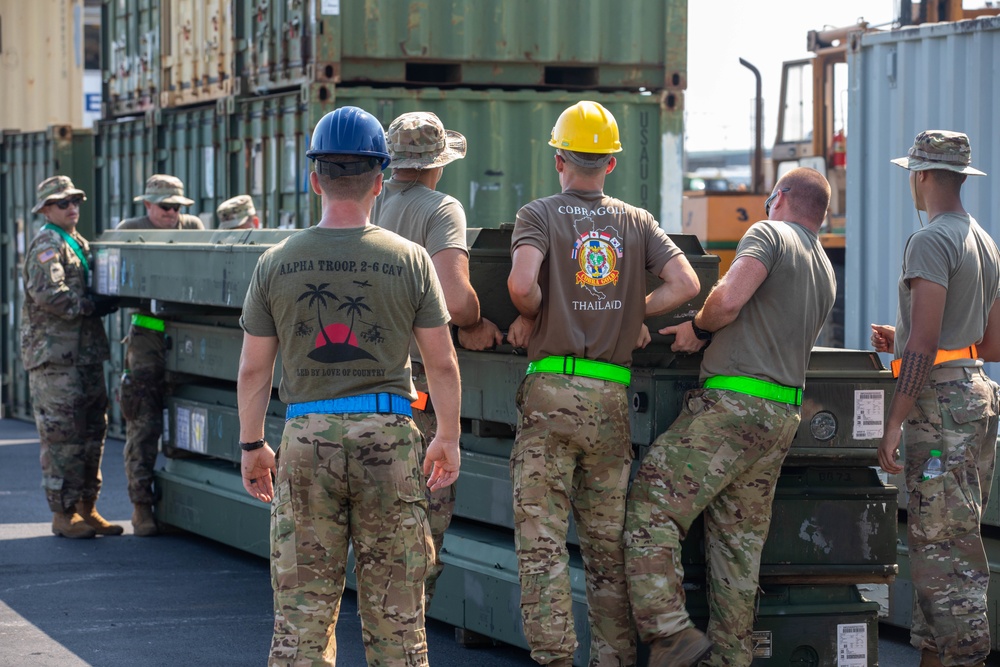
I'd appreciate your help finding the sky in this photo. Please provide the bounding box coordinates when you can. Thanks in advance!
[685,0,899,153]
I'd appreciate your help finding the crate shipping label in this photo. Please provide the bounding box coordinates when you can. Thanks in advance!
[853,389,884,439]
[174,405,208,454]
[751,630,772,658]
[837,623,867,666]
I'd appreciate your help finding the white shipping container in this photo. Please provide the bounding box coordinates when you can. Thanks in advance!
[0,0,84,131]
[845,16,1000,376]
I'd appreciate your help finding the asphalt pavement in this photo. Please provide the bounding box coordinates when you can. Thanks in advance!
[0,416,993,666]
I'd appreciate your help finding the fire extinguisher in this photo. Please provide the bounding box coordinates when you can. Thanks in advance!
[830,130,847,168]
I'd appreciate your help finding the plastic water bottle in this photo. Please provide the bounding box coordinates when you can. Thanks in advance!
[922,449,945,481]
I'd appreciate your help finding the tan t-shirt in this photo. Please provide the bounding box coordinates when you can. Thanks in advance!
[511,189,682,368]
[371,179,468,257]
[700,220,836,388]
[894,213,1000,359]
[240,225,449,405]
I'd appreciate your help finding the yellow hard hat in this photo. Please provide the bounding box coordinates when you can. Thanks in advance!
[548,101,622,154]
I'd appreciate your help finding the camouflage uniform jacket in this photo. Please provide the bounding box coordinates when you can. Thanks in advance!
[20,225,109,370]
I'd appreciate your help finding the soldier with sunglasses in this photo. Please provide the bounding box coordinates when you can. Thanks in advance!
[115,174,204,536]
[22,176,121,539]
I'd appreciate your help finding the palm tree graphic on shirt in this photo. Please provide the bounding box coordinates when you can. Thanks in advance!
[298,283,377,363]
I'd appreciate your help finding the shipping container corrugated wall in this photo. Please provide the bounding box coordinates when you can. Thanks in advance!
[0,0,86,132]
[226,85,682,230]
[160,0,235,108]
[102,0,161,117]
[236,0,685,93]
[844,17,1000,366]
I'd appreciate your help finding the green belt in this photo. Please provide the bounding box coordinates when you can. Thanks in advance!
[526,355,631,386]
[131,313,165,332]
[703,375,802,406]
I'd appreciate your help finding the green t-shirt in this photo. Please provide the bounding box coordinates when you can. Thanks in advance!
[240,225,450,405]
[371,179,468,257]
[894,213,1000,358]
[700,220,836,389]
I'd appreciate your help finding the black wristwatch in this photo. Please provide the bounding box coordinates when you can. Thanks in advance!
[691,319,713,342]
[240,438,267,452]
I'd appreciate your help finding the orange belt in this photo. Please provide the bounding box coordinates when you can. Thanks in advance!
[890,345,978,378]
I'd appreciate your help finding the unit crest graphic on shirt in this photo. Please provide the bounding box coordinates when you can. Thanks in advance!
[296,282,386,363]
[571,217,623,299]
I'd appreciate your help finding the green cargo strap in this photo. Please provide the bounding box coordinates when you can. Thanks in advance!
[131,313,166,332]
[703,375,802,406]
[526,355,631,386]
[42,223,89,282]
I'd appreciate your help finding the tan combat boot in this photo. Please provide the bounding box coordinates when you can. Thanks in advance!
[918,650,944,667]
[76,499,124,536]
[131,503,159,537]
[648,627,713,667]
[52,510,97,539]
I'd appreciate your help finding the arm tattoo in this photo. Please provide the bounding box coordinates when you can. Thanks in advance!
[896,350,933,397]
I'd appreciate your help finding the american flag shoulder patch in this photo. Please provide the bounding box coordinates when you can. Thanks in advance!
[37,249,57,264]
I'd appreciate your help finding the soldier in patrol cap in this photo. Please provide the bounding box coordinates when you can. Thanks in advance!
[372,111,503,604]
[625,167,836,666]
[22,175,122,539]
[116,174,204,536]
[506,101,700,667]
[216,195,260,230]
[872,130,1000,667]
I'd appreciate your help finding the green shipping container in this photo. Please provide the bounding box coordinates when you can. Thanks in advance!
[0,126,95,421]
[94,115,158,230]
[229,84,684,231]
[236,0,686,93]
[102,0,162,118]
[156,104,230,225]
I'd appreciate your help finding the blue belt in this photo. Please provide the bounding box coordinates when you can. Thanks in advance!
[285,392,413,420]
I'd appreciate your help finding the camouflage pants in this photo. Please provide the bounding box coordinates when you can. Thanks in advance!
[904,366,999,666]
[28,363,109,512]
[121,323,165,504]
[269,413,432,667]
[511,373,636,667]
[625,389,800,667]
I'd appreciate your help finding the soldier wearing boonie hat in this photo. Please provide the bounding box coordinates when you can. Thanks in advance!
[22,175,122,539]
[115,174,204,537]
[216,195,259,230]
[873,129,1000,667]
[371,111,503,606]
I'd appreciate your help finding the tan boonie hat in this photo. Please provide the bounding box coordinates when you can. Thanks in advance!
[387,112,467,169]
[216,195,257,229]
[32,175,86,213]
[133,174,196,205]
[891,130,986,176]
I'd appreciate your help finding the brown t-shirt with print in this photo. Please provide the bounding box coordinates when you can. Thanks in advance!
[240,225,449,405]
[511,189,682,368]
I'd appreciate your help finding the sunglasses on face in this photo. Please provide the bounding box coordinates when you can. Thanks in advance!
[158,203,181,212]
[764,187,790,216]
[54,198,83,210]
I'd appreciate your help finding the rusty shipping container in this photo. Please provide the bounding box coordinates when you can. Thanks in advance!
[102,0,161,117]
[159,0,236,109]
[236,0,686,94]
[0,0,86,131]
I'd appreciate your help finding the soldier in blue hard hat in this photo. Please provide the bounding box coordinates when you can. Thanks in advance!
[237,106,461,667]
[872,130,1000,667]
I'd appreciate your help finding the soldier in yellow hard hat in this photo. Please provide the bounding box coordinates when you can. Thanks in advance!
[116,174,204,536]
[22,176,121,539]
[505,101,700,667]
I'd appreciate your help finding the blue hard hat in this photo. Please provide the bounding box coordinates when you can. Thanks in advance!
[306,106,390,170]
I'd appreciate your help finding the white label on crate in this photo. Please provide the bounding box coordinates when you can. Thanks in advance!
[175,407,190,451]
[321,0,340,15]
[751,630,772,658]
[190,408,208,454]
[853,389,884,439]
[837,623,867,666]
[162,408,170,443]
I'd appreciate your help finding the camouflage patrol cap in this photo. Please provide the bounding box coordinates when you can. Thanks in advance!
[133,174,196,205]
[216,195,257,229]
[891,130,986,176]
[387,112,466,169]
[32,175,86,213]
